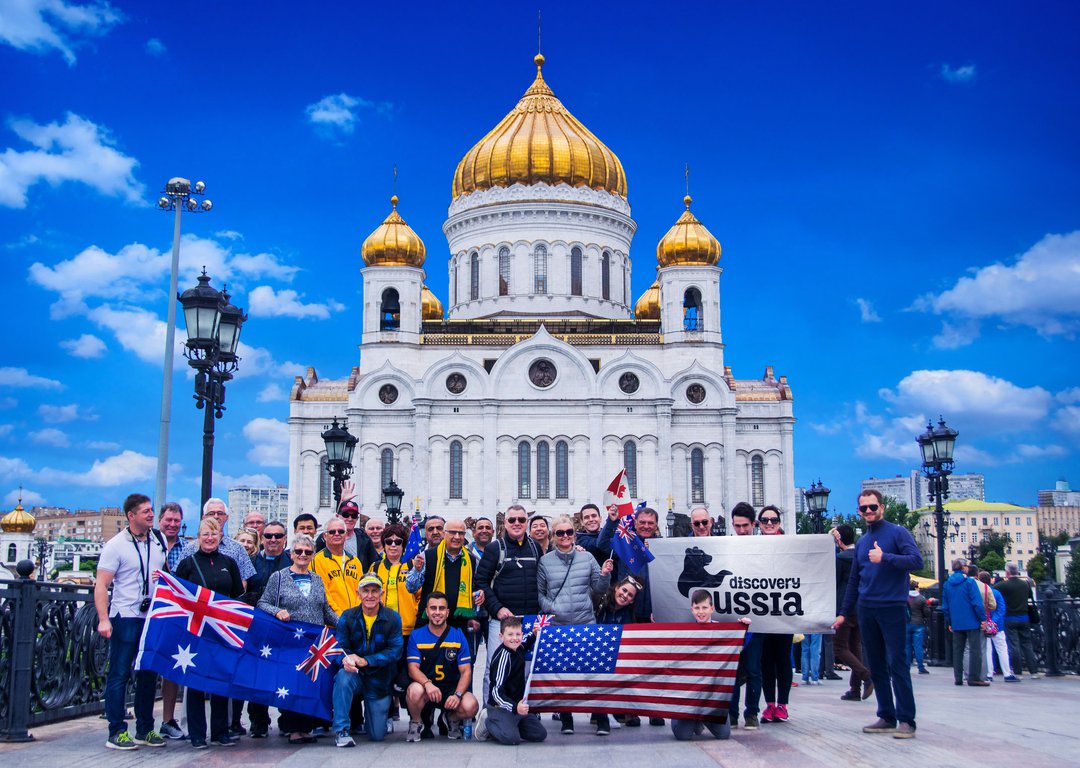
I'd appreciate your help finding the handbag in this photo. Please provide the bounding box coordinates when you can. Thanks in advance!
[1027,600,1041,625]
[982,584,998,636]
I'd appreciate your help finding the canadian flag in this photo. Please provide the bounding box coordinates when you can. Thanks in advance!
[603,469,634,519]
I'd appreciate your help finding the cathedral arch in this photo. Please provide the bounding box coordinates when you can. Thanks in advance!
[498,246,511,296]
[380,288,400,331]
[470,251,480,301]
[570,246,583,297]
[683,287,702,331]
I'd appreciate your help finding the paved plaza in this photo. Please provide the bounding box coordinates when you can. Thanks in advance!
[3,668,1078,767]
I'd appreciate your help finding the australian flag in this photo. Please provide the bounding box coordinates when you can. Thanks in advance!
[402,520,425,563]
[136,572,338,719]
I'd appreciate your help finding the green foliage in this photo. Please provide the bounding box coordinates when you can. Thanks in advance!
[977,550,1006,573]
[1066,549,1080,599]
[978,531,1013,559]
[1048,530,1071,547]
[1026,554,1048,582]
[884,499,919,531]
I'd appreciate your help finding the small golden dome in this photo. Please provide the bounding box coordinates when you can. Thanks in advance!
[656,194,721,267]
[634,278,660,319]
[421,285,444,320]
[361,195,426,267]
[1,501,36,534]
[452,54,627,200]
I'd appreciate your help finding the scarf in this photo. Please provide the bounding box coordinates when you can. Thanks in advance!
[433,539,475,619]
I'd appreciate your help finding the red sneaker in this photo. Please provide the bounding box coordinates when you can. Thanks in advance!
[761,704,776,723]
[774,704,789,722]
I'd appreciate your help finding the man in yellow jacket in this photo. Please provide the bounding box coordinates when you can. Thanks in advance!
[313,516,363,615]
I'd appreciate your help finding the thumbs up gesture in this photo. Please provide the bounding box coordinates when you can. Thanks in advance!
[868,540,883,564]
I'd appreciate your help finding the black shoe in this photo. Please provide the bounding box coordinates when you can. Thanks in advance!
[824,672,843,681]
[625,716,641,727]
[230,723,247,736]
[649,717,665,726]
[250,727,268,738]
[918,669,930,674]
[840,690,861,701]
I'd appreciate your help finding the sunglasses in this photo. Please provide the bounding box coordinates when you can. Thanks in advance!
[859,504,880,513]
[338,511,359,519]
[384,538,404,546]
[553,529,575,537]
[505,517,527,524]
[692,520,711,528]
[623,577,643,590]
[426,525,444,532]
[292,548,313,556]
[446,530,466,537]
[262,532,285,540]
[759,517,781,524]
[327,530,347,536]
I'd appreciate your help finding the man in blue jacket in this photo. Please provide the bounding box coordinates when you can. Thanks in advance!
[332,573,404,747]
[942,559,989,687]
[834,489,923,739]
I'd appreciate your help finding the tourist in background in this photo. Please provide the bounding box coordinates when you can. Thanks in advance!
[906,580,931,675]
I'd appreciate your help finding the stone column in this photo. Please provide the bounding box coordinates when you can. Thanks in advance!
[482,400,499,512]
[413,399,432,512]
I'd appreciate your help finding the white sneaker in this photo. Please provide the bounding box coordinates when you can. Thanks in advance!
[473,708,490,742]
[335,731,355,748]
[405,721,422,743]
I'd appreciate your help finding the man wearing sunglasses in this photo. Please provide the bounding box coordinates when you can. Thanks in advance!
[315,480,379,572]
[834,489,923,740]
[690,507,716,537]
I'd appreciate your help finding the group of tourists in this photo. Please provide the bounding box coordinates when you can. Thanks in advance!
[94,484,1043,750]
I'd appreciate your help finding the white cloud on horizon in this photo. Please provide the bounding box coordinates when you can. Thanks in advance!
[257,383,286,402]
[0,449,156,487]
[940,63,977,84]
[29,427,69,447]
[243,417,289,467]
[0,366,62,389]
[0,112,143,208]
[855,297,881,323]
[0,0,122,65]
[5,487,45,506]
[39,403,95,423]
[60,332,106,358]
[213,470,279,489]
[248,285,344,319]
[304,93,392,138]
[145,37,165,56]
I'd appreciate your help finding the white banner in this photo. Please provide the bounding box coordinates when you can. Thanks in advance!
[647,535,836,634]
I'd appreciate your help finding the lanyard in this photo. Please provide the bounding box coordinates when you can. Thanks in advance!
[129,528,152,595]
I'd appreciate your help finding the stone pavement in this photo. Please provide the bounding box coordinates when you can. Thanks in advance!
[3,669,1078,768]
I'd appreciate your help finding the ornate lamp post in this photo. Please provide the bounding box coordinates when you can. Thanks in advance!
[179,270,246,508]
[321,417,358,508]
[383,481,405,525]
[804,480,831,534]
[33,538,50,582]
[917,417,959,591]
[154,178,212,508]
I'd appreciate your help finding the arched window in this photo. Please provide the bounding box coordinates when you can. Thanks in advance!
[602,251,611,300]
[470,252,480,301]
[536,441,550,499]
[623,440,638,498]
[691,448,705,503]
[518,441,531,498]
[570,247,583,296]
[533,244,548,294]
[683,287,702,331]
[555,440,569,499]
[319,454,332,508]
[449,440,463,499]
[381,448,394,501]
[450,261,457,304]
[7,543,16,562]
[380,288,400,331]
[751,455,764,507]
[499,246,511,296]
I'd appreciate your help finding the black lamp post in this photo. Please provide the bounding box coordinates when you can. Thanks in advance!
[321,417,358,508]
[804,480,831,534]
[179,270,247,508]
[383,480,404,525]
[917,417,959,591]
[33,538,50,582]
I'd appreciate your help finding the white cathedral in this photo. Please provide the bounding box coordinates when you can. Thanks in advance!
[287,53,796,529]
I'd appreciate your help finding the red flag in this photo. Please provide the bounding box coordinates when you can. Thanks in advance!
[604,469,633,519]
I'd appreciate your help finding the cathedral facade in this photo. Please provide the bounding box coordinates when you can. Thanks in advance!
[287,54,795,529]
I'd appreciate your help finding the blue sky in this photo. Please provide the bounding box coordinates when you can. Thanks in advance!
[1,1,1078,527]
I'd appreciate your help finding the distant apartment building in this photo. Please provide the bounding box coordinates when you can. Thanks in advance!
[1038,478,1080,507]
[228,485,290,528]
[31,506,125,542]
[914,499,1038,578]
[863,471,985,510]
[793,487,807,516]
[1037,506,1080,537]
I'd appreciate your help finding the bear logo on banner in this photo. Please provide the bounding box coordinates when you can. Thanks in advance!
[678,546,733,596]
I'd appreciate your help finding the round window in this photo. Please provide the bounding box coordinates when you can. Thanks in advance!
[529,359,558,388]
[686,384,706,404]
[619,372,640,394]
[446,373,467,394]
[378,384,399,404]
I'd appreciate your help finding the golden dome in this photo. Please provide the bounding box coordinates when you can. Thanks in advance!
[1,501,36,534]
[656,195,721,267]
[361,195,426,267]
[634,278,660,319]
[421,285,444,320]
[452,54,628,200]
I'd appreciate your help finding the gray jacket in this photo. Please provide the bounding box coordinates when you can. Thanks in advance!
[257,568,339,627]
[537,548,607,624]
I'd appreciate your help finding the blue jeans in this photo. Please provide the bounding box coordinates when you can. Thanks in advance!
[860,605,916,728]
[905,624,926,671]
[800,634,822,682]
[105,616,157,738]
[331,669,391,741]
[730,633,764,718]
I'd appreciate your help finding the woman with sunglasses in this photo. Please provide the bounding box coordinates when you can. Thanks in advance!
[257,533,338,745]
[755,506,794,724]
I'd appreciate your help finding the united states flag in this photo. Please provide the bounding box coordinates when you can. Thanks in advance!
[526,622,745,722]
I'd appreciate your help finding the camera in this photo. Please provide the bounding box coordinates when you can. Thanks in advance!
[140,597,152,613]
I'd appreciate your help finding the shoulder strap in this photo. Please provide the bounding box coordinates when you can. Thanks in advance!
[492,538,507,579]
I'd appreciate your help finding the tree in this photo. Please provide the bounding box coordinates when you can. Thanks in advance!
[1026,554,1048,582]
[977,550,1005,573]
[978,531,1013,559]
[1066,548,1080,599]
[884,499,919,531]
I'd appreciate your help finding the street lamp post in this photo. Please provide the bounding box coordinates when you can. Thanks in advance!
[179,270,246,508]
[33,538,50,582]
[804,480,831,534]
[321,417,358,508]
[383,481,404,526]
[917,417,959,591]
[154,179,212,509]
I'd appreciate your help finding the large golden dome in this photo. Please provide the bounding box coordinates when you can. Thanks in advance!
[452,54,628,200]
[634,278,660,319]
[1,501,36,534]
[361,195,426,267]
[656,195,721,267]
[421,285,444,320]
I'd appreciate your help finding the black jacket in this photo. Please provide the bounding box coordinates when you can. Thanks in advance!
[175,549,244,598]
[487,635,536,711]
[248,551,293,601]
[474,535,542,617]
[836,548,855,616]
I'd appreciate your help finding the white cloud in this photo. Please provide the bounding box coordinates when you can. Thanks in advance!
[29,241,166,317]
[0,424,13,437]
[854,297,881,323]
[1054,405,1080,439]
[0,366,62,389]
[930,320,980,350]
[45,449,156,486]
[915,232,1080,345]
[853,413,926,462]
[86,439,119,451]
[807,422,842,435]
[248,285,344,320]
[29,427,69,447]
[0,0,122,65]
[87,304,176,365]
[214,229,242,241]
[1055,387,1080,405]
[0,112,143,208]
[232,341,306,381]
[38,403,94,423]
[940,63,977,84]
[0,397,15,409]
[257,383,286,402]
[228,251,300,282]
[5,487,45,506]
[60,332,106,358]
[304,93,392,138]
[1015,444,1067,459]
[243,417,289,467]
[145,37,165,56]
[213,470,278,489]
